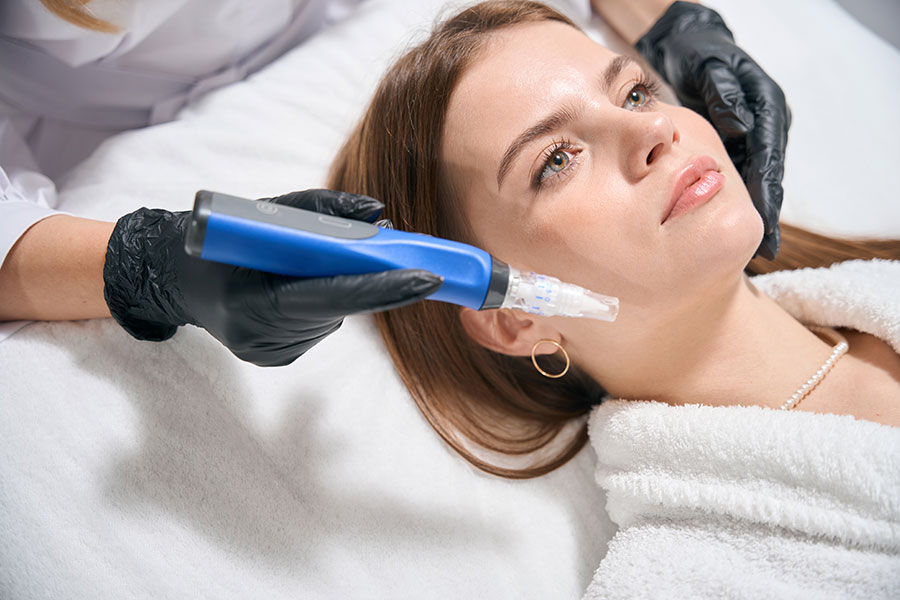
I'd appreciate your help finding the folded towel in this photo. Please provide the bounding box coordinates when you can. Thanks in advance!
[584,259,900,599]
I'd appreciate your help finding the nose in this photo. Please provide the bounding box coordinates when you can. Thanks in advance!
[618,111,678,182]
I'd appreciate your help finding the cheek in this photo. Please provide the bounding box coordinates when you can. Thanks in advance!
[671,105,723,147]
[512,179,659,302]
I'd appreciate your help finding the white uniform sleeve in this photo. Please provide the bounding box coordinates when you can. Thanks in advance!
[0,115,71,341]
[0,116,69,268]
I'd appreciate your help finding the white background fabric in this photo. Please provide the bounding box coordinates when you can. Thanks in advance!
[1,0,898,598]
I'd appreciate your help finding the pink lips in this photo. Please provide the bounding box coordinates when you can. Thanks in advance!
[662,155,725,224]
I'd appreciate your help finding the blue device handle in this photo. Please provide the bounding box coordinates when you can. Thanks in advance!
[184,190,509,310]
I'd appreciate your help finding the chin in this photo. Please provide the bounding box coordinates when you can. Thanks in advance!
[671,184,765,297]
[708,189,764,276]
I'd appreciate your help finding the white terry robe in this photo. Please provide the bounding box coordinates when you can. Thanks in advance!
[584,259,900,599]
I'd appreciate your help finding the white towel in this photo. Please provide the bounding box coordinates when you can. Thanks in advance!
[584,259,900,599]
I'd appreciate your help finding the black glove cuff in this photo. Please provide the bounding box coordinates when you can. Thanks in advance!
[103,208,190,342]
[635,1,735,73]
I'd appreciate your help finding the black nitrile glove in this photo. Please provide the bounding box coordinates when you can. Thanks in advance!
[636,1,790,259]
[103,190,443,366]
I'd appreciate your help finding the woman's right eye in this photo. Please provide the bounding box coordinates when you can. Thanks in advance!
[536,144,579,186]
[542,149,572,177]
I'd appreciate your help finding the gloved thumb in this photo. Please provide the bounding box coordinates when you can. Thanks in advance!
[271,268,444,317]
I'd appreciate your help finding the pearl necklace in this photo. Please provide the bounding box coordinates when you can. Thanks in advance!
[780,326,849,411]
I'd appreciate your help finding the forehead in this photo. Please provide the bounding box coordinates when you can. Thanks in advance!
[442,21,617,174]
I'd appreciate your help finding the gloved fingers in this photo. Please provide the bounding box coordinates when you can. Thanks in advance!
[270,269,444,318]
[723,136,747,175]
[697,59,754,139]
[742,152,784,260]
[742,139,785,224]
[742,139,785,260]
[740,68,789,260]
[754,219,780,261]
[262,189,385,223]
[342,269,444,313]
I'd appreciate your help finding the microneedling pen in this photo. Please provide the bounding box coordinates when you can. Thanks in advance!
[185,191,619,322]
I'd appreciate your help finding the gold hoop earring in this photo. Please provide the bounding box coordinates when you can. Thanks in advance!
[531,339,570,379]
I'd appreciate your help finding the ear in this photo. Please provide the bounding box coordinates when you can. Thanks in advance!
[459,307,561,357]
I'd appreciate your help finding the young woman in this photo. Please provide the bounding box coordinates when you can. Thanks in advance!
[328,3,900,594]
[327,0,900,480]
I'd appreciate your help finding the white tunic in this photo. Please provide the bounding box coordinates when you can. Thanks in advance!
[0,0,362,340]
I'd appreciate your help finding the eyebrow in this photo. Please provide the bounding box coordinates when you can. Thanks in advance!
[495,55,638,189]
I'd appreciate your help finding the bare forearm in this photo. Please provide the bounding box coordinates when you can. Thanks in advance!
[0,215,114,321]
[591,0,695,45]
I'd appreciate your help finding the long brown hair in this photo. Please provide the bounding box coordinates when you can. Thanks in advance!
[328,0,900,478]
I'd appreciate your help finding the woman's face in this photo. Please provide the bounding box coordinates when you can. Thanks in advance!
[442,21,764,336]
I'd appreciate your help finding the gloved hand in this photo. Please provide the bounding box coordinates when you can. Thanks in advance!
[103,190,443,366]
[636,1,790,259]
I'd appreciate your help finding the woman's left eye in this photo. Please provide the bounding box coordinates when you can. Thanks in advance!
[625,86,649,110]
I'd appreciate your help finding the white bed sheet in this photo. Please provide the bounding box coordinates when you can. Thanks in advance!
[2,0,898,598]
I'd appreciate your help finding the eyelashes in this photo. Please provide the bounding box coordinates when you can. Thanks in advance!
[532,74,662,188]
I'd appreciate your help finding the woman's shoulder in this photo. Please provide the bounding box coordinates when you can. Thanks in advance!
[803,327,900,428]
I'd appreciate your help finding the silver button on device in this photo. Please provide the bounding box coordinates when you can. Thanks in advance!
[318,215,353,229]
[255,202,279,215]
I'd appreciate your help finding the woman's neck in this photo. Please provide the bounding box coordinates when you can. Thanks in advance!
[578,276,838,410]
